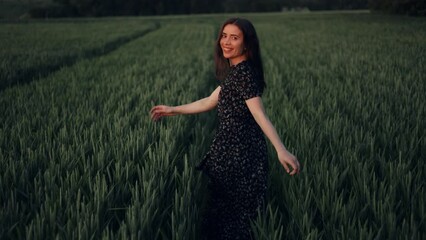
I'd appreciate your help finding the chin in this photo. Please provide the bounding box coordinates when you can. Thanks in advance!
[223,53,234,59]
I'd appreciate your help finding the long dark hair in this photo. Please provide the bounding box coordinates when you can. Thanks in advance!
[214,17,265,91]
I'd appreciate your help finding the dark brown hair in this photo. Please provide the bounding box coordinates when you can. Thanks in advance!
[214,17,265,91]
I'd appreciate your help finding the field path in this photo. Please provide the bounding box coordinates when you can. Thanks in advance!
[0,20,160,91]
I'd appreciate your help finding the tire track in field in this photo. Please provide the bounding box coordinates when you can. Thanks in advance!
[0,22,161,92]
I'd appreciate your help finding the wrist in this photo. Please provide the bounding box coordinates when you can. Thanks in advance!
[275,145,287,154]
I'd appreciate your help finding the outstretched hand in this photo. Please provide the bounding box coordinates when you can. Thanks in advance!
[277,149,301,176]
[150,105,176,121]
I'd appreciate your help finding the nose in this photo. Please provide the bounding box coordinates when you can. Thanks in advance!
[224,36,231,45]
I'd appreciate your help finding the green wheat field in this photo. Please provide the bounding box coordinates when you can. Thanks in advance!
[1,11,425,239]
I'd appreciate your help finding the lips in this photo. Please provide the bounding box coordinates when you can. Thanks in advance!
[222,47,234,56]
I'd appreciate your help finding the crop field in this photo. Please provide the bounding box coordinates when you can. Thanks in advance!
[0,11,425,239]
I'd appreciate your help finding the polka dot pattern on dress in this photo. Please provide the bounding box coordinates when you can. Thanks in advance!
[197,60,268,240]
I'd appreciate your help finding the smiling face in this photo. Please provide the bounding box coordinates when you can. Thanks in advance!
[220,24,247,66]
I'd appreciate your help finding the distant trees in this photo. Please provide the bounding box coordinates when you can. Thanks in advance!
[369,0,426,16]
[47,0,224,16]
[27,0,425,18]
[44,0,369,16]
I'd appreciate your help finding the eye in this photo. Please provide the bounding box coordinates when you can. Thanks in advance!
[232,36,238,40]
[221,34,226,38]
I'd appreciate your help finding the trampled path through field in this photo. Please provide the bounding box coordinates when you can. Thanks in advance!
[0,22,161,92]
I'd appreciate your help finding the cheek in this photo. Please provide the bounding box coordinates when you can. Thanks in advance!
[236,42,244,52]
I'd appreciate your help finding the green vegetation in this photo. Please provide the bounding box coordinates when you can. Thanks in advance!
[0,12,425,239]
[0,18,159,90]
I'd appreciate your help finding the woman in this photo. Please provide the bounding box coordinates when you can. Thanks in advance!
[150,18,300,239]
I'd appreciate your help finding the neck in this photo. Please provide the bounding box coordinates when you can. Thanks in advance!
[229,56,247,66]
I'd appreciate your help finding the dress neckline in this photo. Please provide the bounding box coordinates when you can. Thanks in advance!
[230,60,248,69]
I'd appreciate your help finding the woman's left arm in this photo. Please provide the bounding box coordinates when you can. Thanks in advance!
[246,97,301,175]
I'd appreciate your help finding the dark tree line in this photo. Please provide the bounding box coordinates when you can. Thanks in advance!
[29,0,425,18]
[369,0,426,16]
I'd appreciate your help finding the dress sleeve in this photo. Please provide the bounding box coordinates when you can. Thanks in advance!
[236,70,262,100]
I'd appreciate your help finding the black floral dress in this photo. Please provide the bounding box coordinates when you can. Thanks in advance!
[197,60,268,240]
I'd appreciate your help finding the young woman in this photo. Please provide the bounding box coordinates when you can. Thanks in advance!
[150,18,300,240]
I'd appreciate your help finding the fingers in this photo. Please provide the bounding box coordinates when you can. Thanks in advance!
[150,106,160,121]
[150,105,164,121]
[284,163,298,176]
[282,162,290,174]
[150,105,164,115]
[289,167,299,176]
[282,157,301,176]
[151,112,170,121]
[150,105,175,121]
[151,112,162,121]
[291,160,300,175]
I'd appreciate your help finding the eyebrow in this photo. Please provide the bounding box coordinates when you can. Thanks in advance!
[222,32,240,37]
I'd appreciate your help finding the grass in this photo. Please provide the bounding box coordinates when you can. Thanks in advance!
[0,11,425,239]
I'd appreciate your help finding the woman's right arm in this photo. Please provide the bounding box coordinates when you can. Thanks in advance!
[150,86,221,121]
